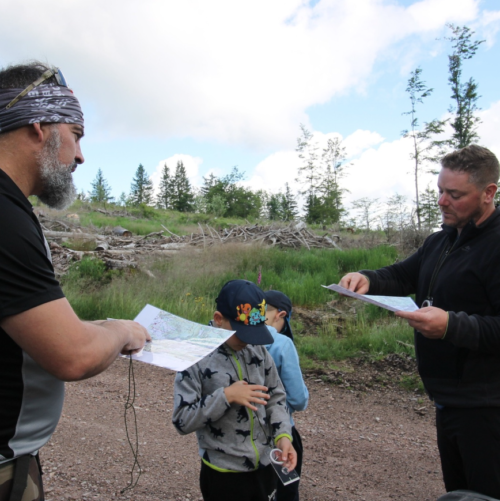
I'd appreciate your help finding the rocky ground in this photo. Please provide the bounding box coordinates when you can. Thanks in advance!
[41,355,445,501]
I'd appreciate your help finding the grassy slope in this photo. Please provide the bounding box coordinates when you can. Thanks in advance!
[61,239,415,369]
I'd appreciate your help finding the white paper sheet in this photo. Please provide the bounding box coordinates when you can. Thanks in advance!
[323,284,419,313]
[126,304,235,371]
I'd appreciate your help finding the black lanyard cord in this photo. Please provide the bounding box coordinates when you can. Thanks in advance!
[425,237,459,305]
[121,355,142,494]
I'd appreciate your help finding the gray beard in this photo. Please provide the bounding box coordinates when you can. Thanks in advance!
[37,127,77,210]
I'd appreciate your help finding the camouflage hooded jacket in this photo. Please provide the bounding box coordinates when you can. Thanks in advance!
[172,343,292,472]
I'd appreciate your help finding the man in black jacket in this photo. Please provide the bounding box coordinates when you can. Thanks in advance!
[340,144,500,498]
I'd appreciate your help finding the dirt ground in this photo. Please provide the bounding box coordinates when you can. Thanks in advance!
[42,356,445,501]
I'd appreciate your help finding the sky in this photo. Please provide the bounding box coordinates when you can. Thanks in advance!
[1,0,499,216]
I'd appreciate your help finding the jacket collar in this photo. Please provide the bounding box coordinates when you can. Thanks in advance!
[442,206,500,244]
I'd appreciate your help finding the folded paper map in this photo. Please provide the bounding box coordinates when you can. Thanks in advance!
[127,304,235,371]
[323,284,418,313]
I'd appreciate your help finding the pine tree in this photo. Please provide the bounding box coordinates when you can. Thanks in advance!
[320,137,350,224]
[129,164,153,206]
[264,184,299,222]
[419,184,441,230]
[156,162,173,209]
[445,24,485,149]
[266,193,282,221]
[201,172,218,197]
[118,192,128,207]
[304,194,323,225]
[296,124,321,223]
[280,183,298,222]
[170,160,194,212]
[90,168,112,204]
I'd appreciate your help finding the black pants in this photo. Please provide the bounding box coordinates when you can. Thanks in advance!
[276,426,303,501]
[436,406,500,499]
[200,461,277,501]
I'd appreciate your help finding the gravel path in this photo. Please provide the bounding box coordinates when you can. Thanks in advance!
[42,357,445,501]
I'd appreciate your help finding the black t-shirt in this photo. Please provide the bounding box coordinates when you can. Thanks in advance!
[0,168,65,462]
[0,169,63,318]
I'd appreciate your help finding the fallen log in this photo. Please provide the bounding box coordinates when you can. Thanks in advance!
[43,230,106,240]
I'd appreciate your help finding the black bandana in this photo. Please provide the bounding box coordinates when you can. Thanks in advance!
[0,84,84,133]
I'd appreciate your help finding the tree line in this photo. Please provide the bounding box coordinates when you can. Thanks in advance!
[86,161,299,221]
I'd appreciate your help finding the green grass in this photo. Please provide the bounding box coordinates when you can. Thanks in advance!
[61,244,413,367]
[71,201,264,237]
[78,213,180,236]
[228,245,399,307]
[296,314,414,365]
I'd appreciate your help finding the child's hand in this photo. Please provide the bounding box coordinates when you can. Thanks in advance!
[224,380,270,411]
[276,437,297,472]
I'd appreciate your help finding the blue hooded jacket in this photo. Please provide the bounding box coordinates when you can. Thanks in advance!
[266,326,309,425]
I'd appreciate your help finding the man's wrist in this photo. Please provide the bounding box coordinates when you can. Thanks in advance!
[359,273,370,286]
[441,312,449,340]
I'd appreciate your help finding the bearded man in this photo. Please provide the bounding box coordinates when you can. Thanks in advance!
[340,144,500,498]
[0,62,150,501]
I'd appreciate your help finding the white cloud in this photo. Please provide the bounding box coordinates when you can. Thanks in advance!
[343,130,385,157]
[150,154,203,194]
[478,9,500,48]
[408,0,478,31]
[342,137,436,205]
[477,100,500,159]
[246,151,302,193]
[0,0,483,151]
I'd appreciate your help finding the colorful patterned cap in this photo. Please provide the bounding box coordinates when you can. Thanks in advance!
[216,279,274,345]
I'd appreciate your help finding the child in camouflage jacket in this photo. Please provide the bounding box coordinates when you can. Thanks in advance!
[173,279,296,501]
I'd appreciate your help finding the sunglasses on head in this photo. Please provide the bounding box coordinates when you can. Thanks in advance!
[5,67,68,110]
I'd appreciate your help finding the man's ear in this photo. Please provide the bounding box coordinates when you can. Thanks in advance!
[31,123,57,146]
[484,183,498,204]
[30,123,45,143]
[213,311,224,327]
[277,311,287,320]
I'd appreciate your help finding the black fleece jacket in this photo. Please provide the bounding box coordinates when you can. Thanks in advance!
[361,207,500,407]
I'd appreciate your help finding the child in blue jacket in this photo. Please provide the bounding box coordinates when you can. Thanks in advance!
[265,290,309,501]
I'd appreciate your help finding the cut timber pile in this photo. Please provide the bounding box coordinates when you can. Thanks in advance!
[41,216,341,277]
[185,222,342,250]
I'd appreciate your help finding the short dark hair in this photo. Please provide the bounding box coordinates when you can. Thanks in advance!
[440,144,500,189]
[0,61,59,89]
